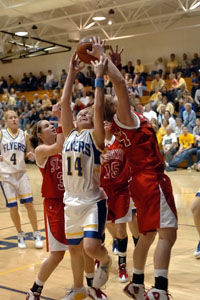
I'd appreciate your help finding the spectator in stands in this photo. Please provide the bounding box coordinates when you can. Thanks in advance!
[125,73,132,87]
[143,103,157,121]
[157,103,166,125]
[80,89,89,106]
[73,98,85,116]
[164,110,176,132]
[191,69,200,98]
[32,93,42,107]
[150,72,165,95]
[167,53,179,74]
[86,92,94,108]
[20,73,29,92]
[7,75,17,91]
[37,71,46,89]
[104,74,113,95]
[176,72,187,90]
[190,53,200,74]
[151,57,166,78]
[194,88,200,111]
[44,70,58,90]
[123,61,134,78]
[188,122,200,168]
[134,59,145,75]
[29,106,40,125]
[0,76,8,93]
[166,126,194,171]
[72,78,84,98]
[160,85,175,103]
[41,94,52,110]
[60,69,67,88]
[175,118,184,138]
[179,53,191,77]
[20,95,30,109]
[162,96,174,115]
[157,118,169,148]
[161,125,178,166]
[27,72,37,91]
[10,88,17,100]
[132,72,147,97]
[183,102,196,133]
[1,94,15,110]
[43,109,50,120]
[85,66,95,87]
[19,105,31,129]
[169,73,178,90]
[193,118,200,136]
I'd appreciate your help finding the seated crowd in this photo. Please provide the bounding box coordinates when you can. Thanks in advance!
[0,50,200,172]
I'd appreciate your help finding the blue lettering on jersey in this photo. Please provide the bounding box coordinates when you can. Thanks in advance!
[3,142,26,153]
[64,140,91,156]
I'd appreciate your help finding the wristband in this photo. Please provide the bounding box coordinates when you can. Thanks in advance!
[56,126,63,134]
[95,78,104,88]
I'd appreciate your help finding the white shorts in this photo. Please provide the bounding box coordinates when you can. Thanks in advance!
[64,198,107,245]
[0,172,33,207]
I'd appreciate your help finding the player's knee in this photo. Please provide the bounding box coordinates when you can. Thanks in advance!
[116,228,127,239]
[84,242,99,257]
[50,251,65,264]
[69,244,82,256]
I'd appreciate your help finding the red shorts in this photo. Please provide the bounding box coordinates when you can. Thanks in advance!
[130,172,177,234]
[104,184,131,223]
[44,198,68,252]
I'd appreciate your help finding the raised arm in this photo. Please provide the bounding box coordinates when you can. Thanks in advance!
[92,56,108,150]
[61,53,85,137]
[88,37,137,127]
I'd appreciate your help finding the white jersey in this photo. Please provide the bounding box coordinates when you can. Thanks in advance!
[62,129,106,203]
[0,128,26,174]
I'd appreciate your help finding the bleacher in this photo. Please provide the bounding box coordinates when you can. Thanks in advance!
[0,77,193,106]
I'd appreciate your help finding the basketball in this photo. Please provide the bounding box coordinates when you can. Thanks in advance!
[76,36,97,64]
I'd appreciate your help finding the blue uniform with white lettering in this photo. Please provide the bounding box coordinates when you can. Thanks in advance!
[0,129,33,207]
[62,129,107,245]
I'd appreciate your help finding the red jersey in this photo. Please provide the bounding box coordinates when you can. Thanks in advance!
[39,154,64,199]
[100,136,130,188]
[111,112,165,175]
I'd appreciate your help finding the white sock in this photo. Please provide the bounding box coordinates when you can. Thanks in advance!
[154,269,168,278]
[35,277,44,286]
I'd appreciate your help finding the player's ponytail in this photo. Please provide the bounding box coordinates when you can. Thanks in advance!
[29,121,42,149]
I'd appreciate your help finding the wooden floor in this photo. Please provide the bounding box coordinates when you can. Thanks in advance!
[0,165,199,300]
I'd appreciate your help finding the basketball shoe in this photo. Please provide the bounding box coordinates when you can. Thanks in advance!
[88,287,107,300]
[61,286,88,300]
[123,282,146,300]
[33,231,43,249]
[93,256,112,288]
[145,288,170,300]
[194,241,200,258]
[18,231,26,249]
[118,263,129,283]
[26,290,41,300]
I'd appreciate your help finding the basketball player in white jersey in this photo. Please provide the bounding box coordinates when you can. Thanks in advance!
[0,110,43,249]
[60,53,111,300]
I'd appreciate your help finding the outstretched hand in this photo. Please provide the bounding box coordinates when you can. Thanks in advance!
[109,45,123,67]
[69,53,85,74]
[87,36,105,60]
[91,55,108,78]
[52,103,61,119]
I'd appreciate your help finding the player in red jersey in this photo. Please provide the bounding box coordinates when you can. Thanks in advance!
[101,120,132,283]
[88,38,177,300]
[26,103,68,300]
